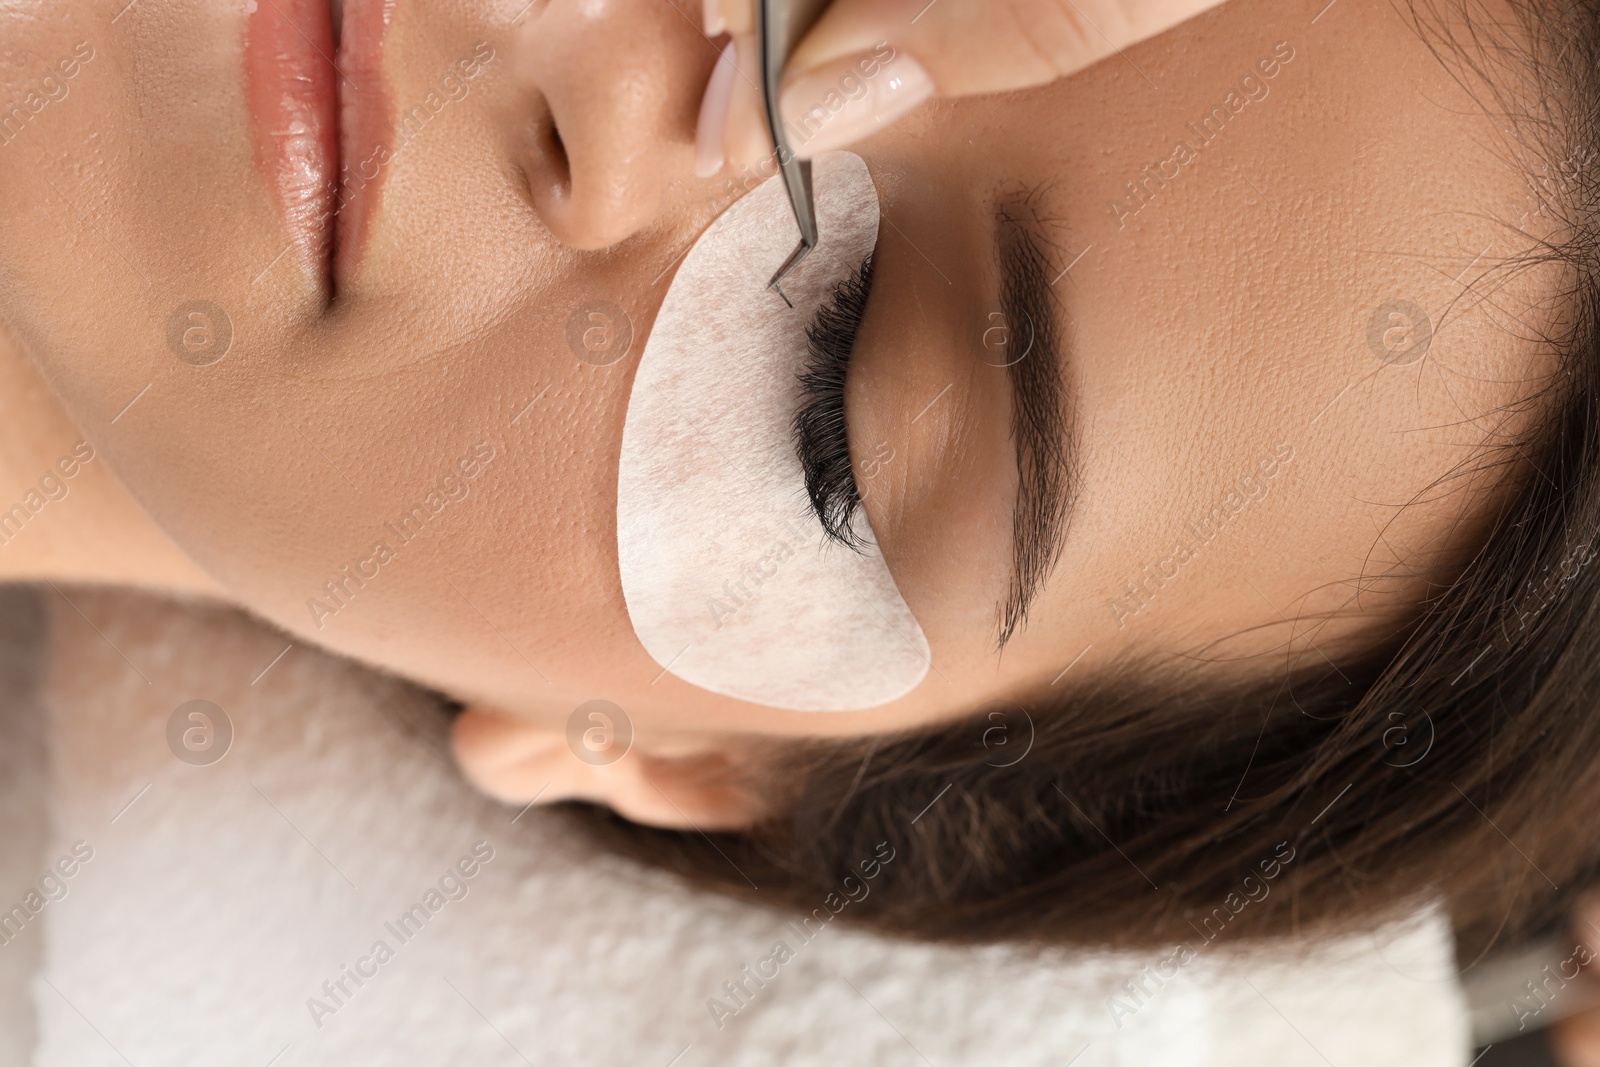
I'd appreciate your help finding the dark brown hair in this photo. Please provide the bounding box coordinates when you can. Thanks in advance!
[572,0,1600,961]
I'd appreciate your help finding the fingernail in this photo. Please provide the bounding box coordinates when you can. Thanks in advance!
[722,34,774,169]
[779,49,933,158]
[702,0,726,36]
[695,39,738,178]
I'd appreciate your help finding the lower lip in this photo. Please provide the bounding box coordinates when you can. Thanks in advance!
[243,0,393,290]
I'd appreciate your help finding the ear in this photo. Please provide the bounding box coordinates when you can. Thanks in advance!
[450,706,765,831]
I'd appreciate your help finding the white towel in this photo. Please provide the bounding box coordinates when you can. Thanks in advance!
[0,588,47,1067]
[23,588,1469,1066]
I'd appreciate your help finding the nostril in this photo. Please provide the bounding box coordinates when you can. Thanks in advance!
[545,120,569,191]
[520,101,572,212]
[513,74,663,250]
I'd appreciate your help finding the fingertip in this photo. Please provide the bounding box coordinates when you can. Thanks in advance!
[701,0,727,37]
[695,39,739,178]
[780,49,933,159]
[722,34,775,170]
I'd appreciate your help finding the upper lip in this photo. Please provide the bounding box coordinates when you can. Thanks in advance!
[242,0,390,298]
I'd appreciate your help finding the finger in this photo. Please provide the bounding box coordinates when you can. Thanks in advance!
[791,0,1229,97]
[778,41,932,159]
[722,32,776,170]
[694,37,739,177]
[708,0,1228,166]
[703,0,754,37]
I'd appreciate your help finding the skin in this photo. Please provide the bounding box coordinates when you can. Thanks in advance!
[1531,895,1600,1063]
[0,0,1563,843]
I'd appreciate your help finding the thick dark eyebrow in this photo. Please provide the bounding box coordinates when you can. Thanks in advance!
[995,213,1075,647]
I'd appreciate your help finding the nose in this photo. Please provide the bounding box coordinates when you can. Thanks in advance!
[511,0,721,251]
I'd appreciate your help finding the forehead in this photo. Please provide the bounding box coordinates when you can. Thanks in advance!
[955,0,1560,679]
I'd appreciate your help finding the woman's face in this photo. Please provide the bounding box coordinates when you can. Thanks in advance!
[0,0,1554,773]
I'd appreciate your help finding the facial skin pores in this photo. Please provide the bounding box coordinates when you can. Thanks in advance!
[616,152,930,711]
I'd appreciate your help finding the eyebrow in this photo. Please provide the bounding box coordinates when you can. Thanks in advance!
[994,214,1076,647]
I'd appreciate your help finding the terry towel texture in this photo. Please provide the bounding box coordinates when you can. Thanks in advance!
[18,588,1468,1066]
[0,587,48,1067]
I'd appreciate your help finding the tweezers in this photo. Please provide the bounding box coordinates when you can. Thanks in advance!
[756,0,832,299]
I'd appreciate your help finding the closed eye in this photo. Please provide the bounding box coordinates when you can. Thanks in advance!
[793,254,875,550]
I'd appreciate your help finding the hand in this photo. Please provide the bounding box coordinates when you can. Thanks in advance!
[694,0,1234,176]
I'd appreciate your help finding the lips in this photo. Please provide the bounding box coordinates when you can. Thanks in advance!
[243,0,393,292]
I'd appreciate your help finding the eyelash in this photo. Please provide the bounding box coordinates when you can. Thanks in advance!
[793,254,875,551]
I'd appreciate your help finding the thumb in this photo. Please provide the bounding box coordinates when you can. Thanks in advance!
[775,0,1227,154]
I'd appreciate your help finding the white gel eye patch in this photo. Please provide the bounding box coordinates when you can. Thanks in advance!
[616,152,930,711]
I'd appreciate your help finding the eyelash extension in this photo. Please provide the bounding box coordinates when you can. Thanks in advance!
[793,254,875,551]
